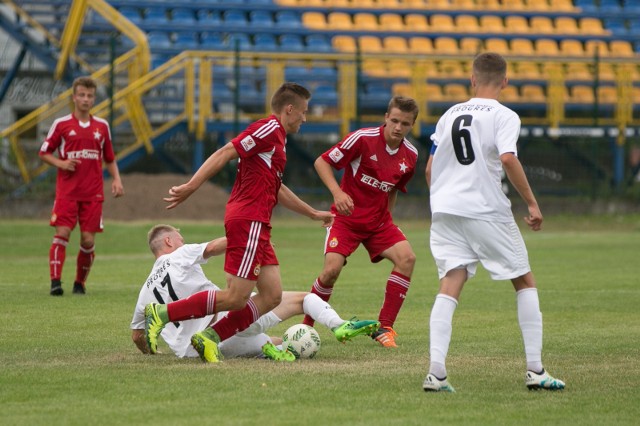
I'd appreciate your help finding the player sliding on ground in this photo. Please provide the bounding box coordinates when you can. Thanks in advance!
[424,52,565,392]
[132,225,380,361]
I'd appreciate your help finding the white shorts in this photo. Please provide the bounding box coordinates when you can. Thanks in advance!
[430,213,531,281]
[219,333,272,359]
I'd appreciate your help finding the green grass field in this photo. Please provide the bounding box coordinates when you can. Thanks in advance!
[1,216,639,425]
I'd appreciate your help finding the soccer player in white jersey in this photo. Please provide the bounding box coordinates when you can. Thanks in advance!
[423,53,565,392]
[131,225,380,360]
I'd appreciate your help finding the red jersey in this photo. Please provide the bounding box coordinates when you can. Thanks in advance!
[224,115,287,224]
[321,125,418,230]
[39,114,115,202]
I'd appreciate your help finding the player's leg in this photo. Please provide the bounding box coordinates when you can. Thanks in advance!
[512,273,565,390]
[74,200,103,294]
[49,224,71,296]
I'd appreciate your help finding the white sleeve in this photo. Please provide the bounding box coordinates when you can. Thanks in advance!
[495,108,521,156]
[174,243,209,269]
[130,285,151,330]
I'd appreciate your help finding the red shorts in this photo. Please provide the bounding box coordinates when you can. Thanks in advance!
[224,220,278,281]
[324,219,407,263]
[50,199,104,233]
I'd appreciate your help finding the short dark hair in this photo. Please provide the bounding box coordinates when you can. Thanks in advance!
[270,82,311,112]
[147,224,179,254]
[472,52,507,87]
[72,76,97,94]
[387,96,419,122]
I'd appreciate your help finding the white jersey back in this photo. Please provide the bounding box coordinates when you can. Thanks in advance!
[130,243,220,357]
[430,98,520,222]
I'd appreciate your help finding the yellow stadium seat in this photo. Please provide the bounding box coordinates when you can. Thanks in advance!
[530,16,555,34]
[549,0,577,11]
[565,63,593,80]
[304,0,326,6]
[430,14,455,32]
[520,84,546,102]
[379,13,406,31]
[302,12,327,30]
[426,0,451,9]
[633,87,640,103]
[434,37,459,54]
[570,85,595,103]
[404,0,428,8]
[455,15,480,33]
[609,40,634,57]
[535,38,560,56]
[405,14,429,31]
[359,35,383,53]
[514,62,541,79]
[363,59,388,77]
[504,16,529,33]
[596,63,616,80]
[460,37,483,55]
[354,13,379,31]
[502,0,527,10]
[275,0,298,5]
[485,38,510,55]
[500,86,521,103]
[383,36,409,53]
[443,83,469,101]
[579,17,608,35]
[392,83,414,97]
[584,40,610,57]
[451,0,477,9]
[377,0,402,8]
[351,0,377,7]
[555,16,579,35]
[408,36,433,53]
[510,38,535,56]
[480,15,504,33]
[426,84,444,101]
[380,13,406,31]
[559,39,585,57]
[439,60,467,78]
[387,59,413,78]
[526,0,550,11]
[476,0,501,9]
[326,0,351,6]
[332,35,357,52]
[327,12,353,31]
[598,86,617,104]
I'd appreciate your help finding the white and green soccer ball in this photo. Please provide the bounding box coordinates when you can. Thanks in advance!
[282,324,321,359]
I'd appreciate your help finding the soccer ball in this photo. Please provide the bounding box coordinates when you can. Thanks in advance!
[282,324,321,359]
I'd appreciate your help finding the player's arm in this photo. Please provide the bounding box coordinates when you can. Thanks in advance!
[40,152,81,172]
[425,155,434,188]
[315,156,354,216]
[388,189,398,212]
[202,237,227,259]
[501,152,542,231]
[278,184,334,227]
[131,329,150,354]
[105,161,124,198]
[164,142,239,209]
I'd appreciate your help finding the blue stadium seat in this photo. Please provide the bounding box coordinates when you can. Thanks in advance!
[254,34,278,51]
[280,34,305,52]
[598,0,622,13]
[275,11,302,28]
[147,31,172,49]
[285,66,310,81]
[201,32,225,48]
[226,33,252,50]
[144,8,168,24]
[223,10,247,26]
[197,10,222,24]
[604,18,628,35]
[174,32,199,48]
[250,11,274,28]
[306,34,332,52]
[213,82,234,103]
[118,6,142,25]
[312,84,338,107]
[574,0,598,13]
[171,8,195,24]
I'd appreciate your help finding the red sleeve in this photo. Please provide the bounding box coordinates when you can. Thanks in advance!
[102,122,115,163]
[320,131,363,171]
[39,120,63,156]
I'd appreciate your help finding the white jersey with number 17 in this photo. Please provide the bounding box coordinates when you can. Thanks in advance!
[430,98,521,222]
[130,243,220,358]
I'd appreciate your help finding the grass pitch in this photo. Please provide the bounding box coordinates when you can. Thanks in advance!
[0,216,639,425]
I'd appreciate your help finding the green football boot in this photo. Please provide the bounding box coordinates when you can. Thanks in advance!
[144,303,167,354]
[261,342,296,362]
[333,318,381,343]
[191,331,221,363]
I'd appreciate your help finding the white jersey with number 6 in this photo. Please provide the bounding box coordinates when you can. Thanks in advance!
[130,243,219,358]
[430,98,520,222]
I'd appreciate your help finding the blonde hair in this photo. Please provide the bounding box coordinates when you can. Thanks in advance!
[147,224,179,255]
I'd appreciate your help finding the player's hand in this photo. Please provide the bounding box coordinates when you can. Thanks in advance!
[313,211,335,228]
[333,190,354,216]
[164,183,195,209]
[62,159,81,172]
[111,179,124,198]
[524,204,543,231]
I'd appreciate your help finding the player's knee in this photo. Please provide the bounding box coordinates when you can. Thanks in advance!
[227,292,251,310]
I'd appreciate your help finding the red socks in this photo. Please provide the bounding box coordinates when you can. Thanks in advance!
[49,235,68,280]
[75,245,95,285]
[212,298,260,342]
[302,278,333,326]
[378,271,411,329]
[167,289,217,322]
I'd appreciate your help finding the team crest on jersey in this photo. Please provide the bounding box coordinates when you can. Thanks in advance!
[329,237,339,248]
[399,161,408,173]
[241,135,256,151]
[50,213,57,223]
[253,264,261,277]
[93,129,102,140]
[328,148,344,163]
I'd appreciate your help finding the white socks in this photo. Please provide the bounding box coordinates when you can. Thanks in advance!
[429,294,458,379]
[235,310,282,338]
[303,293,344,330]
[516,288,544,373]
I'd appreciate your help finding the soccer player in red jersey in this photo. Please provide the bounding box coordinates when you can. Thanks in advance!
[301,96,420,348]
[39,76,124,296]
[144,83,334,362]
